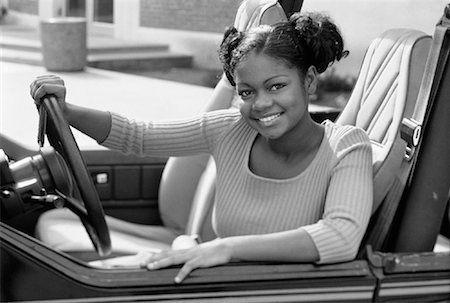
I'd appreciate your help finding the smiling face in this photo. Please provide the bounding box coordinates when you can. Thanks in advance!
[235,51,317,140]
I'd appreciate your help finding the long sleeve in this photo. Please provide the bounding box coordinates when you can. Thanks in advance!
[301,125,373,263]
[101,109,242,157]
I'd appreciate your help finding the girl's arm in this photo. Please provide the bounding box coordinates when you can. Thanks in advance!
[222,229,319,263]
[64,103,111,143]
[302,128,373,264]
[202,74,237,111]
[143,229,319,284]
[30,75,112,143]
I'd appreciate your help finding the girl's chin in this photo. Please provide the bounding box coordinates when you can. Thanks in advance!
[258,129,285,140]
[248,120,285,139]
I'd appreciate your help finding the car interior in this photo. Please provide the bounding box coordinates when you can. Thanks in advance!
[1,0,449,280]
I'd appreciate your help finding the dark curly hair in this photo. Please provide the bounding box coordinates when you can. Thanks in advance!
[219,12,349,86]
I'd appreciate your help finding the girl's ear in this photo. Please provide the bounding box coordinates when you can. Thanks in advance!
[304,66,318,95]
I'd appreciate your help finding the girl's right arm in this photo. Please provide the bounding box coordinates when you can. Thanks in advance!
[64,103,111,143]
[30,75,112,143]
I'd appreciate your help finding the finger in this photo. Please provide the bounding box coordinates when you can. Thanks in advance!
[146,252,189,271]
[146,256,176,270]
[174,259,198,284]
[137,251,154,268]
[35,74,64,85]
[145,250,171,263]
[33,83,65,101]
[146,248,190,263]
[30,80,42,99]
[31,76,64,98]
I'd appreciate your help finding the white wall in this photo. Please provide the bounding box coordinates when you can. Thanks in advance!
[39,0,65,19]
[133,0,449,75]
[301,0,450,76]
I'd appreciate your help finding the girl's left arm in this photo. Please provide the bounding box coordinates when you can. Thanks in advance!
[144,127,373,282]
[302,128,373,263]
[143,228,320,283]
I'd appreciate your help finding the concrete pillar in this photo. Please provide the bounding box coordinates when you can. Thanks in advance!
[40,17,87,71]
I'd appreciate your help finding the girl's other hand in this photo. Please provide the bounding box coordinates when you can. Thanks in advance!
[30,74,67,110]
[142,238,232,284]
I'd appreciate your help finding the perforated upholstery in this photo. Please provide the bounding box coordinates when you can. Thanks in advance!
[336,29,431,212]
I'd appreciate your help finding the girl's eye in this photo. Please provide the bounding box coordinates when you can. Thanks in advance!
[238,90,254,100]
[269,83,286,91]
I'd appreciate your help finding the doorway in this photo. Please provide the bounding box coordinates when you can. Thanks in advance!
[67,0,114,34]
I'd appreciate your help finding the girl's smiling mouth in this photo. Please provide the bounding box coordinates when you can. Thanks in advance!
[256,112,283,126]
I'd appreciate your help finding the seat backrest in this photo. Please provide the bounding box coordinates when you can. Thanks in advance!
[158,0,288,240]
[160,15,432,242]
[190,28,432,241]
[336,28,432,213]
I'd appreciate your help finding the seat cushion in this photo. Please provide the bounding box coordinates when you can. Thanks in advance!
[35,208,177,255]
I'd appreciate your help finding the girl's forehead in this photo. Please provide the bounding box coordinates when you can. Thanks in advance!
[243,51,285,65]
[235,53,296,83]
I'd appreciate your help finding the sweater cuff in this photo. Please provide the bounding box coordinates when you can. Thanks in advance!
[100,112,128,149]
[301,223,338,264]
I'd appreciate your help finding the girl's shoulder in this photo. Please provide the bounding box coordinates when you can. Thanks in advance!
[322,120,371,151]
[203,107,242,123]
[205,107,256,132]
[201,108,249,144]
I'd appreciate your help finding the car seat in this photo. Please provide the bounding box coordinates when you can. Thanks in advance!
[35,0,289,256]
[337,29,432,255]
[336,28,432,214]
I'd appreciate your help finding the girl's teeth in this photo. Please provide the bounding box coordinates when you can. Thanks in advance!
[259,113,280,123]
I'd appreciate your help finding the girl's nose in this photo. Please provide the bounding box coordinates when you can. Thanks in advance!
[252,93,273,110]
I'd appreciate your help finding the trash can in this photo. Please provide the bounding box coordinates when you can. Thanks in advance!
[40,17,87,71]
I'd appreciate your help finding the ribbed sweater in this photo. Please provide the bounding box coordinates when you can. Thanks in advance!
[102,109,373,263]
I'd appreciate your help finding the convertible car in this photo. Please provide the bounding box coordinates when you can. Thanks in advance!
[1,1,449,302]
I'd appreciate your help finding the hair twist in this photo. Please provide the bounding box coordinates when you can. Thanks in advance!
[219,27,244,86]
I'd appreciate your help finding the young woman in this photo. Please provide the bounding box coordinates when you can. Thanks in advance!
[30,12,373,283]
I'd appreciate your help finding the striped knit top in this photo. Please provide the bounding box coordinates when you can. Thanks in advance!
[102,108,373,263]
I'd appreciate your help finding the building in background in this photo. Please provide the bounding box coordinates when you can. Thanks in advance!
[2,0,449,77]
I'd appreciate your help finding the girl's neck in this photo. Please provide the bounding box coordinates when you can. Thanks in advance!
[265,119,324,161]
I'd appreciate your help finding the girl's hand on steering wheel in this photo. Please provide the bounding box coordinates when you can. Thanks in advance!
[30,75,67,111]
[141,238,233,284]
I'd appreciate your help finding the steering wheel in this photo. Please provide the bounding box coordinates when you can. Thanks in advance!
[41,96,111,256]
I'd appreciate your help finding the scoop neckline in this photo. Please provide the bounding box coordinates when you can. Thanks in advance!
[243,124,329,182]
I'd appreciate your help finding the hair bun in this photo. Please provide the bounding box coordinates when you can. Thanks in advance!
[290,12,348,73]
[293,13,322,38]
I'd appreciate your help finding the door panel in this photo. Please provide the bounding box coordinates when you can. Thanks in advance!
[82,149,166,225]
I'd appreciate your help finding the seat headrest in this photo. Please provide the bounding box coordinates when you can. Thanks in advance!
[234,0,287,31]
